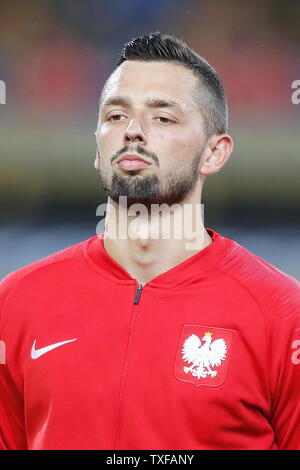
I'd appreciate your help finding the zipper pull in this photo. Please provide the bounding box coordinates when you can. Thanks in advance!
[133,284,143,305]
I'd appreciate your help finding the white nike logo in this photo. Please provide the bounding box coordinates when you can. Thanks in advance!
[31,338,77,359]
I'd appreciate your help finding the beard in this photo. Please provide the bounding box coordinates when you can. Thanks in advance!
[98,148,204,210]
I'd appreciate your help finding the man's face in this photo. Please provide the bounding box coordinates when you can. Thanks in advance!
[95,60,207,208]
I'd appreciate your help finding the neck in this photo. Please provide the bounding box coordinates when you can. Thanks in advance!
[101,191,212,285]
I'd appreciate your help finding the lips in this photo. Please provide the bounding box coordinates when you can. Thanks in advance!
[117,154,151,171]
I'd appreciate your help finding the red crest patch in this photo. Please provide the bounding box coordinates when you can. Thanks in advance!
[174,325,235,387]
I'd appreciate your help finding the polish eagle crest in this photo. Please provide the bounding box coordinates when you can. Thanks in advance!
[182,332,227,379]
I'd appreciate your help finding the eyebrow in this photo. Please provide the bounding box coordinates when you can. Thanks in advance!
[102,95,182,111]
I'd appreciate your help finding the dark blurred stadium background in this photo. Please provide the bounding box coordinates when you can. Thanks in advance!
[0,0,299,279]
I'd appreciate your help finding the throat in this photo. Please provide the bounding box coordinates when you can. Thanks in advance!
[111,234,209,286]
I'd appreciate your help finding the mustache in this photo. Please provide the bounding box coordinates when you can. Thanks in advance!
[111,145,160,167]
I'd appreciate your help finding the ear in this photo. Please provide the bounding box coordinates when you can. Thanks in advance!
[94,148,100,170]
[94,132,100,170]
[199,134,234,176]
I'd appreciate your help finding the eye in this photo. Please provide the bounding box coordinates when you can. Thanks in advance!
[156,116,174,124]
[108,114,126,121]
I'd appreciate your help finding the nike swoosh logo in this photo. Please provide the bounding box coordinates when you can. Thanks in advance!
[31,338,77,359]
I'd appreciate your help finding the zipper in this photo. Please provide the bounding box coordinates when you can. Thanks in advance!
[114,281,143,448]
[133,283,143,304]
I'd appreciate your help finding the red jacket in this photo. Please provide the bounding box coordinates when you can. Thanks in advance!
[0,228,300,450]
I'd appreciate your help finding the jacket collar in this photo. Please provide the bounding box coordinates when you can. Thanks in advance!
[84,228,236,288]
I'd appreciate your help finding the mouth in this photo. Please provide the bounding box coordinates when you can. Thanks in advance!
[117,154,151,171]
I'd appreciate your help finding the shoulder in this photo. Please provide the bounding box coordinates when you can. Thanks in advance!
[215,235,300,324]
[0,236,96,312]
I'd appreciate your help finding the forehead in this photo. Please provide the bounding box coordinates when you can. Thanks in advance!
[101,61,200,111]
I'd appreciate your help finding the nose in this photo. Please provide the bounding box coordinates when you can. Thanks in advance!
[124,117,147,145]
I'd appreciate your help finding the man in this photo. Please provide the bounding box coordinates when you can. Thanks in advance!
[0,32,299,450]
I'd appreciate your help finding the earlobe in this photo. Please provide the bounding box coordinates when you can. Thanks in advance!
[94,150,100,170]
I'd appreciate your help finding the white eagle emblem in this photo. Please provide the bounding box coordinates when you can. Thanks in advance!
[182,332,227,379]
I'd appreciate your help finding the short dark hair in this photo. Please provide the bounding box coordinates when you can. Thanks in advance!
[116,31,228,137]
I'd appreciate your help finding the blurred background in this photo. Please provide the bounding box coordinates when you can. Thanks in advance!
[0,0,299,279]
